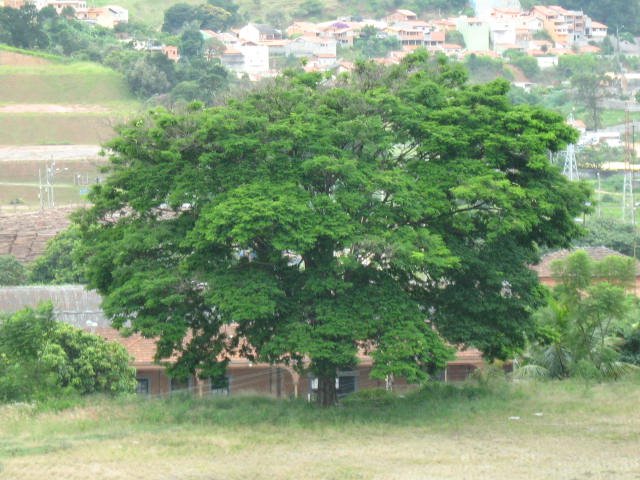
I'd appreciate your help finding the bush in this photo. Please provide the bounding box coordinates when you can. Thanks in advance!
[0,303,136,402]
[0,255,27,286]
[341,388,395,407]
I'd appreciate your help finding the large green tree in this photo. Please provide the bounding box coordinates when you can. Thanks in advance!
[77,53,590,405]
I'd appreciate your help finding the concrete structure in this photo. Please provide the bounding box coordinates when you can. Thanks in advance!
[285,36,337,58]
[238,23,282,43]
[386,9,418,24]
[472,0,521,19]
[85,5,128,28]
[456,16,490,52]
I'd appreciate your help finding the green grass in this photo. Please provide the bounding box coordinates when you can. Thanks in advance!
[0,66,134,104]
[1,377,639,479]
[0,44,67,63]
[600,109,640,128]
[92,0,340,28]
[0,115,121,145]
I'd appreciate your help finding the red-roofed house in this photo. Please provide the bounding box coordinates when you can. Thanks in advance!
[386,9,418,23]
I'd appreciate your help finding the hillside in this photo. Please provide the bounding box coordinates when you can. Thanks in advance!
[91,0,448,29]
[0,47,134,213]
[0,48,137,145]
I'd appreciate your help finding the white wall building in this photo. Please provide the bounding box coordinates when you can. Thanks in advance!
[285,36,337,58]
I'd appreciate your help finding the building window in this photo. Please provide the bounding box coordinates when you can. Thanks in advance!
[210,375,231,396]
[136,378,150,395]
[309,370,358,398]
[170,376,191,393]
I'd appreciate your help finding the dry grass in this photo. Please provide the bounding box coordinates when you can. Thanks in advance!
[0,115,118,146]
[1,379,639,480]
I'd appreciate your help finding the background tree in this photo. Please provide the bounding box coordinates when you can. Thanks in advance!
[519,250,637,379]
[29,225,85,284]
[576,217,640,259]
[351,25,401,59]
[179,25,205,59]
[0,303,136,402]
[572,72,605,130]
[76,54,590,406]
[0,255,27,286]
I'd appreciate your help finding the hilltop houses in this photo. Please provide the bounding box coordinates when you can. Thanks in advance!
[2,0,129,28]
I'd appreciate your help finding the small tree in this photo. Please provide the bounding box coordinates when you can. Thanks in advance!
[0,255,27,286]
[0,303,136,402]
[571,73,604,130]
[521,251,637,379]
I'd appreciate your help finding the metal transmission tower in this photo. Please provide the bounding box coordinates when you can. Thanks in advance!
[622,108,636,224]
[561,143,580,181]
[559,113,580,181]
[38,158,56,210]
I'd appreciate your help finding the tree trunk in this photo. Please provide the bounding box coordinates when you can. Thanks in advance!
[317,375,337,407]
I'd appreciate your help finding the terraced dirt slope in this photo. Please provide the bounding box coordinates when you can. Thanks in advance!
[0,206,78,263]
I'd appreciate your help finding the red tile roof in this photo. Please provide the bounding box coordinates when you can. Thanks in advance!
[531,246,640,278]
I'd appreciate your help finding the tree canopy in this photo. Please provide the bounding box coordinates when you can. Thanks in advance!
[0,255,27,286]
[76,53,591,405]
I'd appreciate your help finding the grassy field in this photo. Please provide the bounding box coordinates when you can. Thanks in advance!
[0,115,121,145]
[0,63,134,105]
[1,378,639,479]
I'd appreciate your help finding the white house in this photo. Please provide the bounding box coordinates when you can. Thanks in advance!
[238,23,282,43]
[285,36,337,58]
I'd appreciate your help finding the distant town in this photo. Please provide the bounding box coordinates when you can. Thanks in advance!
[3,0,611,80]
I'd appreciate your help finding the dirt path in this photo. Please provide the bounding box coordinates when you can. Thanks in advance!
[0,145,104,161]
[0,104,110,114]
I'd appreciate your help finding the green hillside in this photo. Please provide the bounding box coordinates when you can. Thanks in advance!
[0,47,138,145]
[90,0,391,28]
[0,47,138,210]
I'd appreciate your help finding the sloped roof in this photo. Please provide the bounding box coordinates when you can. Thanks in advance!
[253,23,280,35]
[531,246,640,278]
[0,286,486,368]
[0,285,108,328]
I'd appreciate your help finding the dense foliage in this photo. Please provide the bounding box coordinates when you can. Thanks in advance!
[29,226,85,285]
[76,53,590,404]
[577,217,640,259]
[521,251,638,379]
[0,4,232,103]
[0,303,136,402]
[162,0,242,34]
[0,255,27,286]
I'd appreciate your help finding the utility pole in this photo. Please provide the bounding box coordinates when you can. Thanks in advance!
[561,113,579,181]
[622,106,635,224]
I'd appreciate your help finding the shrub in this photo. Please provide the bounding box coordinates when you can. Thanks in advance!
[0,303,136,402]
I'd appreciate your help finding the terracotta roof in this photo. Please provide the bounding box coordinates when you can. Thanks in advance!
[394,9,417,17]
[531,246,640,278]
[448,348,484,366]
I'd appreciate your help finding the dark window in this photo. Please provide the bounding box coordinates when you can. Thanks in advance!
[210,376,230,396]
[170,377,190,393]
[337,374,356,396]
[136,378,150,395]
